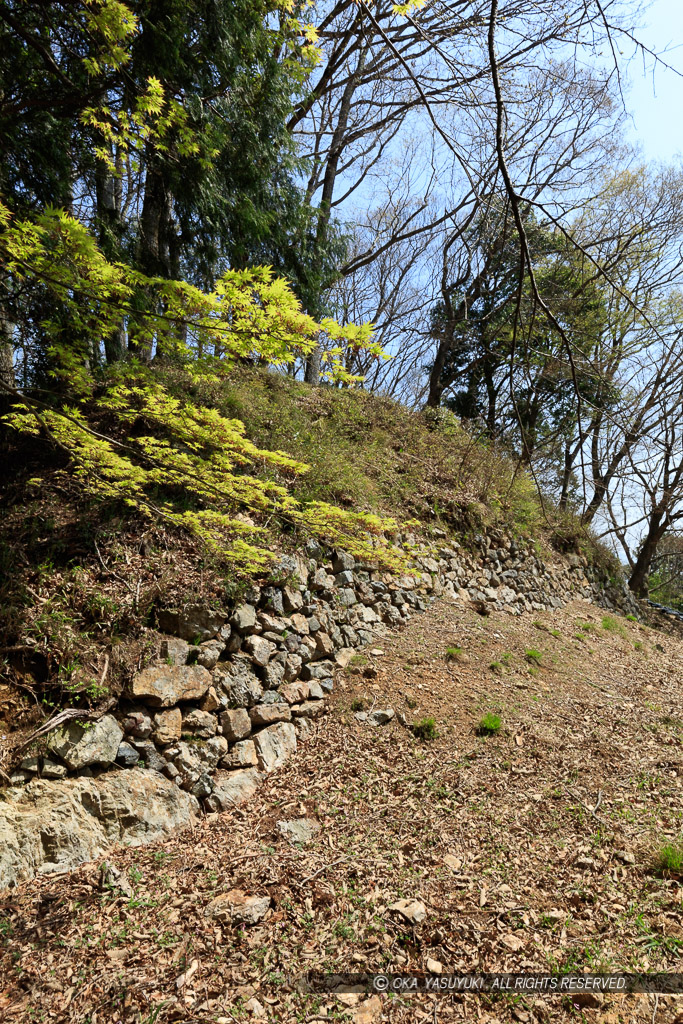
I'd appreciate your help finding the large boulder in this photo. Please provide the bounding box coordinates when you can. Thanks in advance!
[0,769,197,890]
[127,664,212,707]
[48,714,123,770]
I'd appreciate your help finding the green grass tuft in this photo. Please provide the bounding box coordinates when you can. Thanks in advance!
[477,712,502,736]
[655,838,683,875]
[601,614,627,637]
[410,717,438,741]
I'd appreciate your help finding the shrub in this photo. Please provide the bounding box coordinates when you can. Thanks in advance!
[525,648,542,666]
[350,698,365,712]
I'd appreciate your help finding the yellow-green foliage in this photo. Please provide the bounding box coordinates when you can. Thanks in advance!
[1,206,398,575]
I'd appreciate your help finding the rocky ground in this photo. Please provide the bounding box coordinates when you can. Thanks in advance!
[1,597,683,1024]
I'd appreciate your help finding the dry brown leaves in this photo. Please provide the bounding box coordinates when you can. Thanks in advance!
[1,599,683,1024]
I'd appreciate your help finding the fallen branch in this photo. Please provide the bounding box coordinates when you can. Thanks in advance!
[15,698,116,756]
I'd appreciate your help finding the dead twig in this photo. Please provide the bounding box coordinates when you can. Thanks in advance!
[296,857,350,887]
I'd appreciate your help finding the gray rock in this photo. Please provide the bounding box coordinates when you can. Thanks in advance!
[216,659,264,708]
[121,711,153,739]
[0,769,197,889]
[333,551,355,573]
[41,759,68,780]
[278,818,320,845]
[262,660,286,689]
[159,638,190,666]
[158,604,226,642]
[48,715,123,770]
[116,741,140,767]
[127,664,212,708]
[295,718,314,742]
[261,587,285,616]
[299,636,316,662]
[284,653,303,681]
[131,740,168,773]
[301,661,334,681]
[196,639,225,670]
[260,689,285,705]
[368,708,395,726]
[307,680,324,700]
[230,603,257,633]
[191,773,214,800]
[253,721,297,772]
[205,768,263,811]
[305,538,324,560]
[338,588,357,607]
[243,635,276,667]
[311,568,335,591]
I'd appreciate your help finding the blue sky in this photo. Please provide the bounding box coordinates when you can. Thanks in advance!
[623,0,683,161]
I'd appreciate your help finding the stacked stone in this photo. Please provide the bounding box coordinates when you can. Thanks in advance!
[9,530,639,792]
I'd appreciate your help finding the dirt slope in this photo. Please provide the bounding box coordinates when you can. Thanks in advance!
[2,598,683,1024]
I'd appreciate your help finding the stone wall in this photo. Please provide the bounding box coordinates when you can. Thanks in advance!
[9,529,639,797]
[0,529,640,887]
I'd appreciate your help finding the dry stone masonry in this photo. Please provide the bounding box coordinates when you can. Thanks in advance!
[0,529,639,887]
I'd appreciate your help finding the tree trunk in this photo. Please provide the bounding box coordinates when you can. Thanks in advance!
[426,319,453,407]
[304,342,322,385]
[95,144,126,362]
[0,307,14,388]
[558,445,573,511]
[628,513,668,597]
[133,158,174,360]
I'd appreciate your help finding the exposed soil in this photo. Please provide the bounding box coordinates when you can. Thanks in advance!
[2,598,683,1024]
